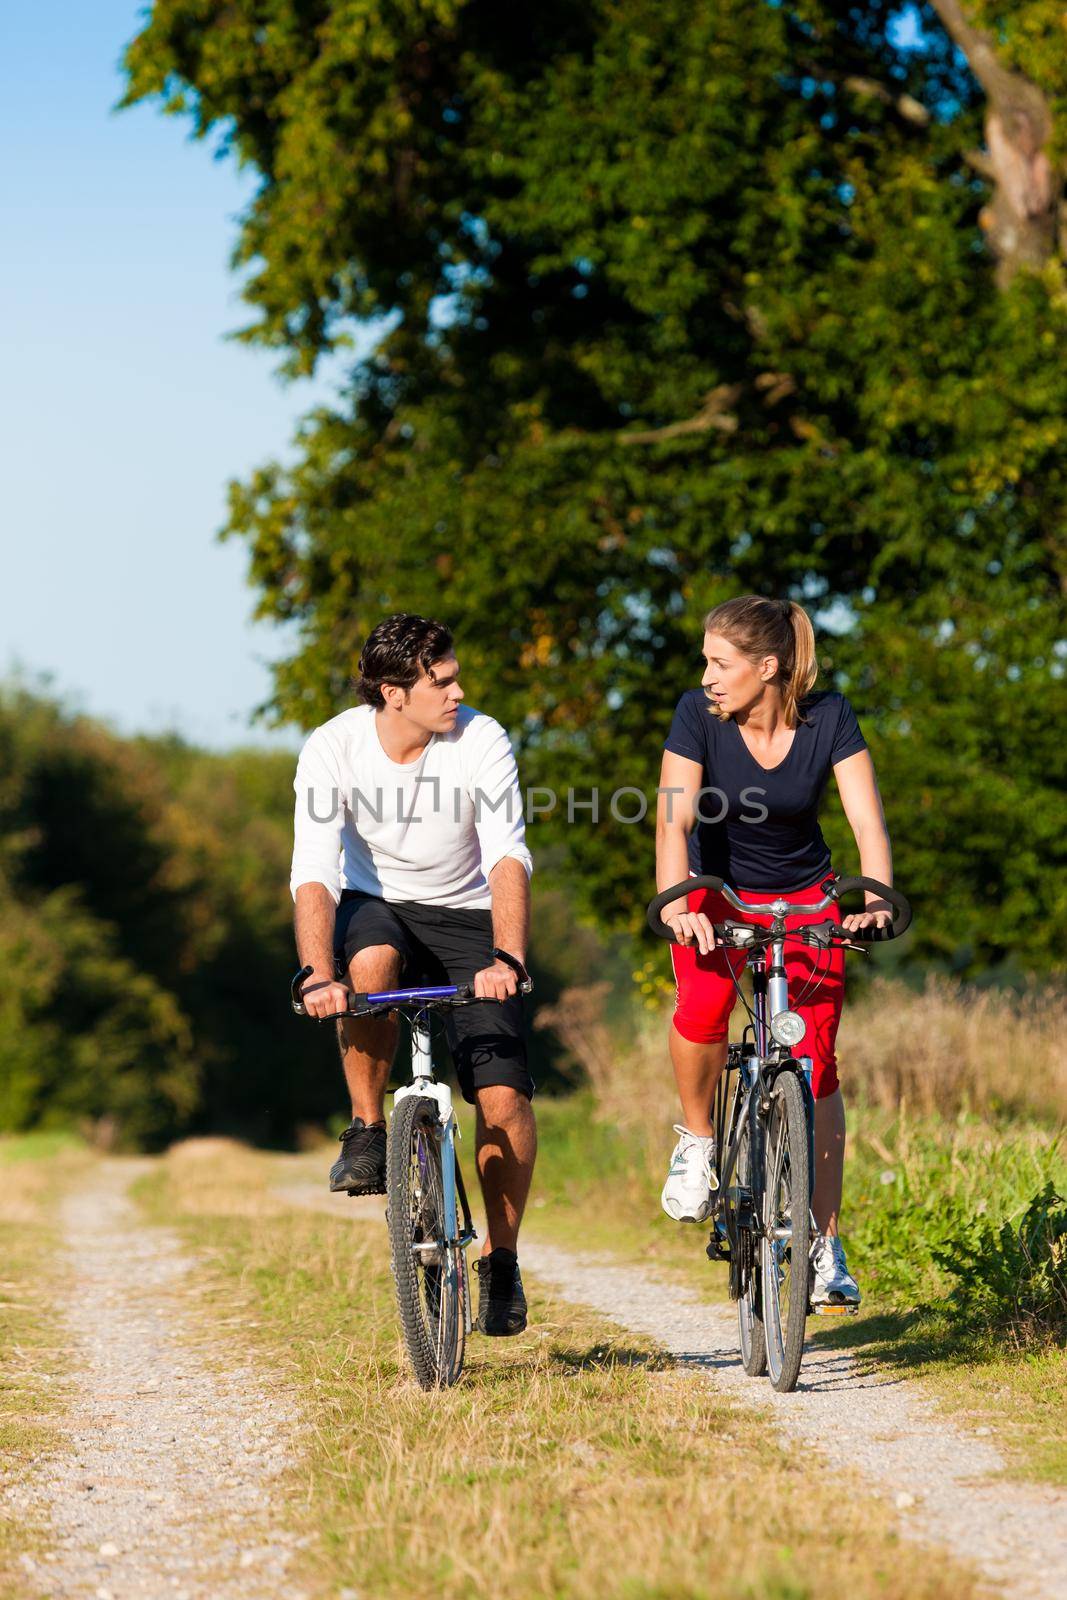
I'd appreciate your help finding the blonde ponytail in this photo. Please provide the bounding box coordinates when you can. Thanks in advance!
[702,595,819,726]
[782,601,818,726]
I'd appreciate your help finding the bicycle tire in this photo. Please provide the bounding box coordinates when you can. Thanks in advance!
[760,1072,811,1393]
[737,1117,767,1377]
[386,1094,466,1390]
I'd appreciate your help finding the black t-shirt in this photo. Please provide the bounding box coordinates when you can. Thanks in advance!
[663,689,868,892]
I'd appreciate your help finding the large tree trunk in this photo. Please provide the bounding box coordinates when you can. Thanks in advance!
[930,0,1062,283]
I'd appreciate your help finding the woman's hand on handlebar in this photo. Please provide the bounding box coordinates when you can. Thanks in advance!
[300,972,352,1020]
[840,902,893,936]
[663,909,717,955]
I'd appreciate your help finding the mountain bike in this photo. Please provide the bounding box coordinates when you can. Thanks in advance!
[291,959,532,1390]
[646,873,912,1392]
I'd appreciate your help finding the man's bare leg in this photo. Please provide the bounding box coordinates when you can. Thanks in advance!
[475,1085,537,1256]
[338,944,403,1122]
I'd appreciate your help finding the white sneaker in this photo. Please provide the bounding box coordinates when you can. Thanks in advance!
[661,1126,719,1223]
[809,1234,861,1307]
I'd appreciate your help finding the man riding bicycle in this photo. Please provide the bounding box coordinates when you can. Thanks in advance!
[290,613,535,1337]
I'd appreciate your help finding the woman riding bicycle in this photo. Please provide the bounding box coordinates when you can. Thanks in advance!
[655,594,895,1307]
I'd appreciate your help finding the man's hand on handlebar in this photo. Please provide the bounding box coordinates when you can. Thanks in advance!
[299,971,352,1020]
[663,909,718,955]
[473,957,519,1001]
[840,901,893,936]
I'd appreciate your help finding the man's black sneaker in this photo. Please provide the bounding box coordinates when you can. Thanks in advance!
[329,1118,386,1195]
[475,1248,527,1336]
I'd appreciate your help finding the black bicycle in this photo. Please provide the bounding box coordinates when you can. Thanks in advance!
[291,957,532,1389]
[646,873,912,1392]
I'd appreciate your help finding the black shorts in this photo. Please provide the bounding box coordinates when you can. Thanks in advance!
[333,890,533,1105]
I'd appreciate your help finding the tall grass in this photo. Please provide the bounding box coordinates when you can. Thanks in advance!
[537,974,1067,1130]
[837,976,1067,1123]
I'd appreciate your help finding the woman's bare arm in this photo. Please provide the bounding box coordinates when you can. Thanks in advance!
[655,750,717,954]
[832,749,894,932]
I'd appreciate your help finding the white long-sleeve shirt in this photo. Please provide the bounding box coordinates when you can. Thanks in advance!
[290,703,533,909]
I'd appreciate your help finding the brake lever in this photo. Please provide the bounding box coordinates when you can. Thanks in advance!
[800,924,868,954]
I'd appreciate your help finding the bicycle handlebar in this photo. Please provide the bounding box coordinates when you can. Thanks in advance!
[290,953,532,1019]
[645,874,912,945]
[828,875,912,941]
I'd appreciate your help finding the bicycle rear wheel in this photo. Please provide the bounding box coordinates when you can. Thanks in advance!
[736,1118,766,1377]
[760,1072,811,1393]
[387,1094,466,1389]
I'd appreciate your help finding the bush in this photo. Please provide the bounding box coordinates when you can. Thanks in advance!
[0,874,198,1149]
[932,1182,1067,1351]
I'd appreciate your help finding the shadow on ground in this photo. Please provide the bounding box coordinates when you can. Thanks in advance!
[811,1307,984,1374]
[549,1343,675,1374]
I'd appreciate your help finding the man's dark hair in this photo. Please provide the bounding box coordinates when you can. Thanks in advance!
[357,614,455,709]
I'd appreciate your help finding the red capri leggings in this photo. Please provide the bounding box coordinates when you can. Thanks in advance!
[670,878,845,1100]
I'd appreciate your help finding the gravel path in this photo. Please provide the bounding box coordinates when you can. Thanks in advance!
[6,1162,305,1600]
[282,1181,1066,1600]
[522,1240,1066,1600]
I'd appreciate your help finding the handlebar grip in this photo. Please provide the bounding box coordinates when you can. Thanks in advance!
[290,964,314,1016]
[646,877,725,941]
[827,876,912,941]
[492,947,535,996]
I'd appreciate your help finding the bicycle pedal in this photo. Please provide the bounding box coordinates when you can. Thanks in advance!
[811,1302,859,1316]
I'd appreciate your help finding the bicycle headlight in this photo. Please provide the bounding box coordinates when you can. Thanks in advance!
[770,1010,806,1048]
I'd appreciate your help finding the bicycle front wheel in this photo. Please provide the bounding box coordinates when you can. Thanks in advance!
[386,1094,466,1390]
[760,1072,811,1393]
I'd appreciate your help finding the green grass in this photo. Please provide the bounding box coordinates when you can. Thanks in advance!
[0,1129,83,1165]
[133,1139,984,1600]
[841,1108,1065,1313]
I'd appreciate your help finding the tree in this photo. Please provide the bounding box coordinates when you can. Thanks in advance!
[0,689,323,1145]
[123,1,1067,974]
[929,1,1065,280]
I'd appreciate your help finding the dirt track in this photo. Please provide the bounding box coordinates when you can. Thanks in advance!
[4,1163,305,1600]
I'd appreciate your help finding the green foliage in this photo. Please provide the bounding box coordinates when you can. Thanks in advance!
[933,1180,1067,1348]
[121,1,1067,976]
[0,872,197,1148]
[0,685,331,1147]
[970,2,1067,159]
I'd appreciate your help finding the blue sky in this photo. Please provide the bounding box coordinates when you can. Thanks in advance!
[1,4,366,750]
